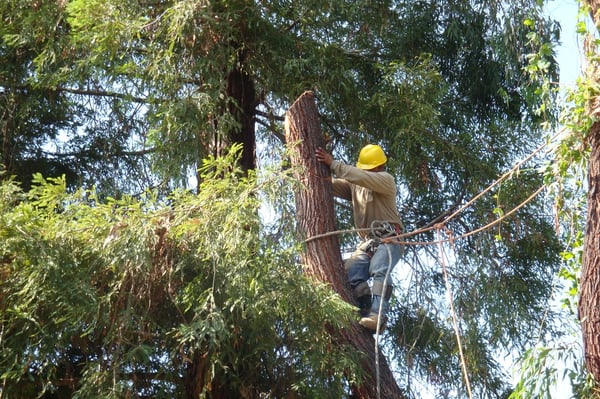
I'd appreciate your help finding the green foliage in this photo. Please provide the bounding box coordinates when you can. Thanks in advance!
[0,0,573,397]
[0,148,361,398]
[508,2,596,398]
[510,342,594,399]
[1,0,559,196]
[0,1,81,182]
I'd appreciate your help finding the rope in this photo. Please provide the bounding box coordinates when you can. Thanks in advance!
[435,128,561,229]
[436,226,473,399]
[381,184,547,247]
[305,182,546,248]
[377,185,545,397]
[374,241,395,399]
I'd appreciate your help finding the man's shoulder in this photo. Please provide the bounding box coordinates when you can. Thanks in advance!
[376,170,396,182]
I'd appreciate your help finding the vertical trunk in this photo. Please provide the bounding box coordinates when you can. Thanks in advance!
[226,65,256,172]
[580,120,600,379]
[581,0,600,382]
[0,92,16,179]
[185,62,258,399]
[184,352,209,399]
[284,92,349,297]
[199,63,256,186]
[284,91,405,399]
[184,351,240,399]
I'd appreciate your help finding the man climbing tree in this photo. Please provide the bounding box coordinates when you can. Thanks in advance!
[285,91,405,398]
[316,144,403,332]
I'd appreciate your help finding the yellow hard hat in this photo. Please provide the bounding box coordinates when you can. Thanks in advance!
[356,144,387,170]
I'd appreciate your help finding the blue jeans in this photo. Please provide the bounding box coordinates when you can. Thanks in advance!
[345,241,402,300]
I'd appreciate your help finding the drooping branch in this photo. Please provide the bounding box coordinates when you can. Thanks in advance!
[0,83,150,104]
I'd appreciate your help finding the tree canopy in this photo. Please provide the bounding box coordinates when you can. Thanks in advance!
[0,0,576,398]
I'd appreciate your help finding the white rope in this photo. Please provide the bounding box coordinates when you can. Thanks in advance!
[374,242,394,399]
[436,227,473,399]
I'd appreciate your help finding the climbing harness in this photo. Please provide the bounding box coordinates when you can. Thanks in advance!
[369,220,402,240]
[359,220,403,257]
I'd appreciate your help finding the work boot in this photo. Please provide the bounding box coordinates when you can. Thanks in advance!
[359,295,388,333]
[359,312,386,332]
[351,281,372,316]
[356,295,372,317]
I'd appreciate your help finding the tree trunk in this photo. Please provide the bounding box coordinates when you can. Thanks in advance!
[201,61,256,187]
[581,120,600,380]
[580,0,600,382]
[227,65,256,172]
[284,91,405,399]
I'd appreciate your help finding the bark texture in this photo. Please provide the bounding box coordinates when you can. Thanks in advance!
[581,120,600,380]
[581,0,600,382]
[227,64,256,172]
[284,91,405,399]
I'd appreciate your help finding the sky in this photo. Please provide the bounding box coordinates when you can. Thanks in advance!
[548,0,582,90]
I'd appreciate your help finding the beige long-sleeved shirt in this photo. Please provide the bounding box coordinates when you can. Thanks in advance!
[330,160,402,238]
